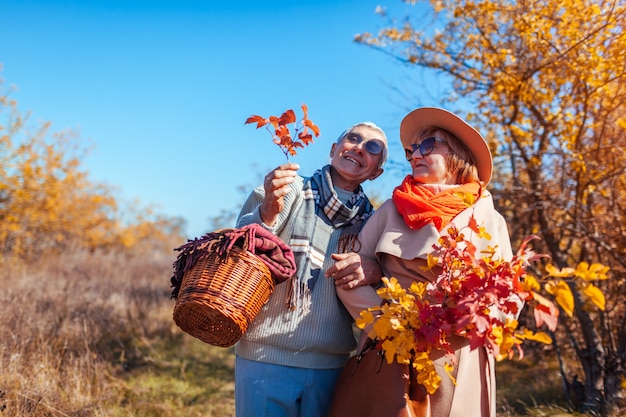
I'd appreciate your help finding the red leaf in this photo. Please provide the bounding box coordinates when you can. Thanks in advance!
[278,136,293,148]
[298,131,314,145]
[269,115,281,128]
[468,215,480,233]
[304,118,321,136]
[245,115,267,128]
[278,109,296,126]
[533,302,559,332]
[503,299,521,316]
[275,125,290,138]
[464,240,477,258]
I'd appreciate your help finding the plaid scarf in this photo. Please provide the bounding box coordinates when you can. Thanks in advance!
[286,165,373,310]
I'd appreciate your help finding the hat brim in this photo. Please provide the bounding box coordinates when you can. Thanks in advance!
[400,107,493,184]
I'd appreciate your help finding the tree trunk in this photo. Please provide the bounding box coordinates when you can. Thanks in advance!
[570,282,606,415]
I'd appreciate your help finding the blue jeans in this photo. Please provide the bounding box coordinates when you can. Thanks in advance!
[235,356,343,417]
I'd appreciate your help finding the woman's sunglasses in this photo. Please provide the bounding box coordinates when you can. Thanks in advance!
[404,137,447,161]
[343,133,384,155]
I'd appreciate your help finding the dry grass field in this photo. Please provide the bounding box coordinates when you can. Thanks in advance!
[0,248,590,416]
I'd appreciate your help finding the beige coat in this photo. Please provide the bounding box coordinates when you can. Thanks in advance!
[337,186,515,417]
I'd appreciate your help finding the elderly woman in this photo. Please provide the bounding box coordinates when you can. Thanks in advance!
[326,108,517,417]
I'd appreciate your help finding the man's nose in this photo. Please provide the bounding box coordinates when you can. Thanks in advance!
[354,140,367,153]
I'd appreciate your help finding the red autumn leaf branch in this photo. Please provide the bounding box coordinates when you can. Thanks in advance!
[245,103,320,161]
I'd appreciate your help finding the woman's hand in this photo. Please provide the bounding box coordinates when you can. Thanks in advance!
[259,163,299,226]
[325,252,382,290]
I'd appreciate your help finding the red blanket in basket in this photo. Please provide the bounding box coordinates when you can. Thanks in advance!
[170,224,296,299]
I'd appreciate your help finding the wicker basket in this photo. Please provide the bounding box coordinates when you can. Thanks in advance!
[173,245,274,347]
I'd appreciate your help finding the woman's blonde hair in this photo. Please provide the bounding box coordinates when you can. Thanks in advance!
[418,127,480,184]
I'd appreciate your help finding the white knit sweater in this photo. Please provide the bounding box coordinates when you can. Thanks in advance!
[234,175,358,369]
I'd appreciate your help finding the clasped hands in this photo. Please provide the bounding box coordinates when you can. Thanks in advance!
[325,252,382,290]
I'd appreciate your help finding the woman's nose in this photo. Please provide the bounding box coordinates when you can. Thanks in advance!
[406,148,421,161]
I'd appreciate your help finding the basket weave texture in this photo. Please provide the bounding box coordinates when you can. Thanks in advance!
[170,225,296,348]
[173,245,273,347]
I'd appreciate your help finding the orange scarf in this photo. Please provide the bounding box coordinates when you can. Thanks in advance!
[392,176,482,231]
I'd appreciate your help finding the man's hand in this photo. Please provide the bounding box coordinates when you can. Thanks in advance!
[325,252,382,290]
[259,163,299,226]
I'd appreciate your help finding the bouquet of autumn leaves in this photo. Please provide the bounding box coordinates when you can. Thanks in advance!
[356,198,608,395]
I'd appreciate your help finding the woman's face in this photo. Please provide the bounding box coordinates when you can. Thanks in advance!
[406,134,455,184]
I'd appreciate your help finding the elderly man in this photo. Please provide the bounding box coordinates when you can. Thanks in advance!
[234,121,388,417]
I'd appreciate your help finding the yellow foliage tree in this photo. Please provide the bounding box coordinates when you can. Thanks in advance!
[358,1,625,415]
[0,78,184,262]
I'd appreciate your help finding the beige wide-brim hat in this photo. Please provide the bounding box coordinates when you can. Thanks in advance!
[400,107,493,184]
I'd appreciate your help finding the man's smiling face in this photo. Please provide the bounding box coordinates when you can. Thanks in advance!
[328,124,385,191]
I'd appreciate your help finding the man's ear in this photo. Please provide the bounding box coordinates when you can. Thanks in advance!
[368,167,384,181]
[330,143,337,158]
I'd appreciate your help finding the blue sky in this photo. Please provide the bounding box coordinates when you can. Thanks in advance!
[0,0,445,237]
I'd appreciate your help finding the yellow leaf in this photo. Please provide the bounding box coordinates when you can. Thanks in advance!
[575,262,610,281]
[456,191,476,206]
[379,277,406,298]
[372,316,394,340]
[389,317,406,331]
[356,309,374,329]
[522,274,541,292]
[419,253,439,271]
[381,339,397,363]
[545,264,575,278]
[409,281,427,298]
[477,226,492,240]
[444,362,457,385]
[519,328,552,344]
[582,283,606,311]
[545,280,574,317]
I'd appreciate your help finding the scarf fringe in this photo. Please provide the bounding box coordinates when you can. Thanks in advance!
[285,281,312,313]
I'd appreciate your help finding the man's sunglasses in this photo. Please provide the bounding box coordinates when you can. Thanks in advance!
[404,137,447,161]
[343,133,384,155]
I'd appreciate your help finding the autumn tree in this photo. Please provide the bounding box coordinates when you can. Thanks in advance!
[358,1,625,415]
[0,76,184,262]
